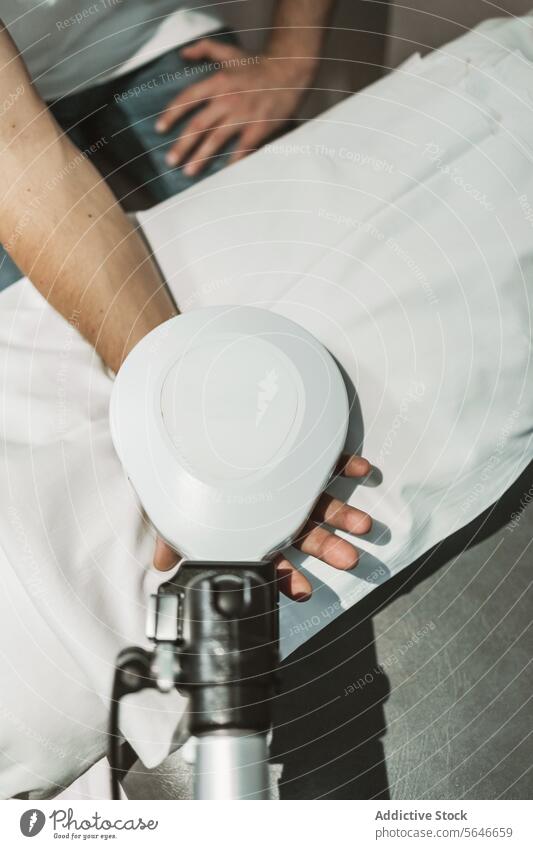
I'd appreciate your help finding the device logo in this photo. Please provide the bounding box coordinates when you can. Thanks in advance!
[20,809,46,837]
[256,369,279,425]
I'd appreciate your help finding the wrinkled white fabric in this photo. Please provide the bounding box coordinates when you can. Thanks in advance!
[1,15,532,799]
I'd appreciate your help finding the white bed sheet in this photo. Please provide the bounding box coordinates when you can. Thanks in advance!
[1,15,532,798]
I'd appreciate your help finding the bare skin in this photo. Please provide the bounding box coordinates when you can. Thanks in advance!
[0,14,373,601]
[154,454,372,601]
[157,0,336,175]
[0,25,176,376]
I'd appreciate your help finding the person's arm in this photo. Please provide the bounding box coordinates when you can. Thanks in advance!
[263,0,337,77]
[0,21,373,600]
[0,23,177,374]
[156,0,336,174]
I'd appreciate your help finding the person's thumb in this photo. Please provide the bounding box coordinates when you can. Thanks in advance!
[153,537,180,571]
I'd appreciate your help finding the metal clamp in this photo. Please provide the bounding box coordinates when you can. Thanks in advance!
[145,585,183,692]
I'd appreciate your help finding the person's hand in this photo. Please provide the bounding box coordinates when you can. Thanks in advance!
[153,454,373,601]
[155,39,316,176]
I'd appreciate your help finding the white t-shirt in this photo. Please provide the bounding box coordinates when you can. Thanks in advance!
[2,1,223,101]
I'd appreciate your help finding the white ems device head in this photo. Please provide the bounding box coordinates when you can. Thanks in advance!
[110,306,349,561]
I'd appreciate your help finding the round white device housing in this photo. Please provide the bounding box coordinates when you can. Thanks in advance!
[110,306,349,561]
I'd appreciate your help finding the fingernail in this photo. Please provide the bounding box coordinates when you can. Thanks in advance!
[345,552,359,569]
[183,162,196,176]
[166,152,179,167]
[155,120,166,133]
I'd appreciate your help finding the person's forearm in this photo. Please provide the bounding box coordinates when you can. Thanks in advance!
[0,25,177,374]
[265,0,336,82]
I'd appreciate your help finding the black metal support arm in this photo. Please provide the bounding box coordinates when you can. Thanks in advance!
[108,561,279,799]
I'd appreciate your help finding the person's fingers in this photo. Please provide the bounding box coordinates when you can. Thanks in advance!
[153,537,180,571]
[311,493,372,535]
[336,454,372,478]
[180,38,247,64]
[228,125,266,164]
[295,522,359,570]
[156,78,217,133]
[165,103,225,166]
[274,554,312,601]
[182,123,239,176]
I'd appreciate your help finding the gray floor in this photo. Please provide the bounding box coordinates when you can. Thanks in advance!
[269,463,533,799]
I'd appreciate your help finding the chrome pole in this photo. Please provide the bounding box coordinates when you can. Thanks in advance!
[184,731,270,800]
